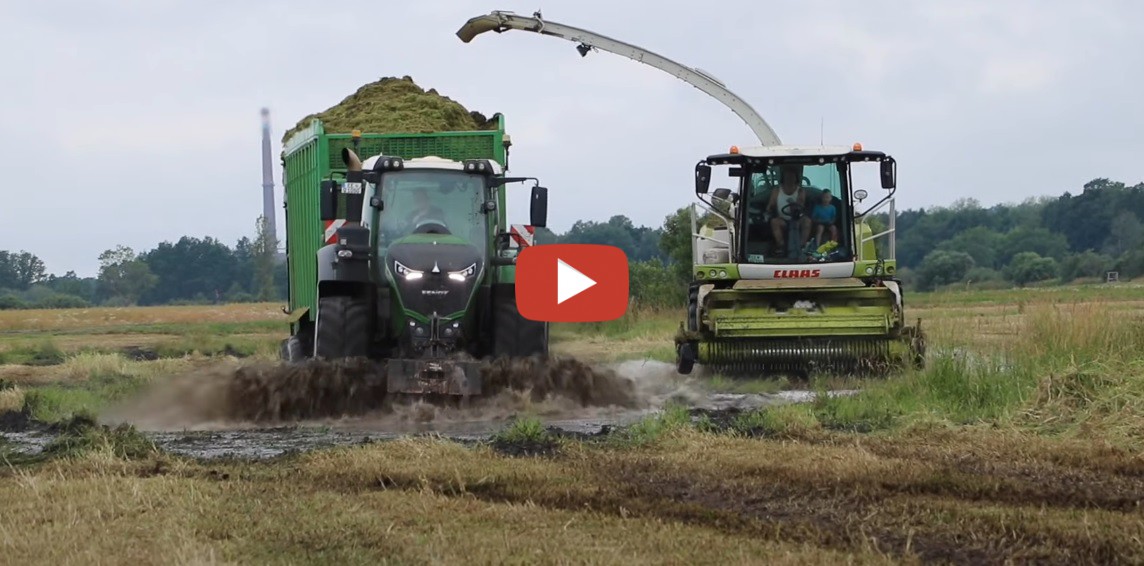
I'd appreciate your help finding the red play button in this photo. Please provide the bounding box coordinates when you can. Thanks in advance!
[516,244,629,322]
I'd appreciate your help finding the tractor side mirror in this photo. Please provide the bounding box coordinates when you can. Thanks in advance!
[530,186,548,228]
[320,180,339,221]
[712,188,733,202]
[695,163,711,194]
[880,158,896,189]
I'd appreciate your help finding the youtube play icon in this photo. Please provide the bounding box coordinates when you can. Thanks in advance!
[516,244,629,322]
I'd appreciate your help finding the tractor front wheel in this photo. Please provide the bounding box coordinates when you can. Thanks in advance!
[314,295,372,360]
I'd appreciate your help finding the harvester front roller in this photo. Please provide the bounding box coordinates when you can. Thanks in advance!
[692,333,924,377]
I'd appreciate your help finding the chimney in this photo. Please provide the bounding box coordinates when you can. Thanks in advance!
[260,107,278,243]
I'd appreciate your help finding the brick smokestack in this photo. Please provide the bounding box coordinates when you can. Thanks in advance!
[260,107,277,242]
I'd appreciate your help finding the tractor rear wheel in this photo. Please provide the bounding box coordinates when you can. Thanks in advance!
[314,295,371,360]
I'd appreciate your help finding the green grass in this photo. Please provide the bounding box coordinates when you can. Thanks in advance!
[14,353,192,423]
[910,280,1144,307]
[551,306,682,341]
[0,338,65,365]
[0,319,283,338]
[723,301,1144,449]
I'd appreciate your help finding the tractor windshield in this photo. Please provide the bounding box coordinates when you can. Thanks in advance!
[741,162,849,264]
[373,169,488,253]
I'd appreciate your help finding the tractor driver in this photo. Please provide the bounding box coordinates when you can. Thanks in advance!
[407,188,449,233]
[767,164,812,255]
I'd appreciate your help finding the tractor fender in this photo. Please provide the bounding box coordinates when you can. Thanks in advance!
[316,241,374,300]
[317,224,372,287]
[696,283,716,324]
[882,279,904,308]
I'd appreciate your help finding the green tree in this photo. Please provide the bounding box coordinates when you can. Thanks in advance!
[1005,252,1059,286]
[935,227,1005,270]
[658,207,693,284]
[0,250,47,290]
[140,236,239,304]
[1058,251,1115,282]
[1103,211,1143,257]
[916,250,975,290]
[629,258,685,309]
[998,226,1069,265]
[98,245,157,305]
[251,215,279,301]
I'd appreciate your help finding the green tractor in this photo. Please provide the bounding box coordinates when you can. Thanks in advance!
[674,143,926,377]
[279,118,550,397]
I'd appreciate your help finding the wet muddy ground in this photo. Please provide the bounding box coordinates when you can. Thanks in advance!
[0,357,854,460]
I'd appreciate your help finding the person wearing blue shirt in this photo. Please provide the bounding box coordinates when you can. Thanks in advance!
[811,189,838,245]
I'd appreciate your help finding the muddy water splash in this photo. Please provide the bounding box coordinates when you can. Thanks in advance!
[106,355,651,432]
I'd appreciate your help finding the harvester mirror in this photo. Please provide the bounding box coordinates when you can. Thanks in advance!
[712,188,734,202]
[695,163,711,194]
[880,158,896,189]
[854,189,869,203]
[320,180,339,221]
[530,186,549,228]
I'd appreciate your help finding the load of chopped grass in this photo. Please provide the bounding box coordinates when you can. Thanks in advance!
[283,76,498,142]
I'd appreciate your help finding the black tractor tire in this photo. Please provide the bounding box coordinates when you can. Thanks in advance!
[279,335,308,363]
[313,295,372,360]
[492,285,548,359]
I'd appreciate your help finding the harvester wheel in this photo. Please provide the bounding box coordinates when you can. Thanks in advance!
[314,295,371,360]
[677,342,696,375]
[687,285,699,332]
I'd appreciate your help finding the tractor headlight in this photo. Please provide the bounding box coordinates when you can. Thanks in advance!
[448,262,477,282]
[394,260,423,280]
[442,321,461,338]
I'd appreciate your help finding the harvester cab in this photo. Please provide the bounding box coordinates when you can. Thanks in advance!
[677,143,925,377]
[287,140,551,399]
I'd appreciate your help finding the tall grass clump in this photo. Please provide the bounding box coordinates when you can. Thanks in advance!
[1010,301,1144,446]
[754,301,1144,445]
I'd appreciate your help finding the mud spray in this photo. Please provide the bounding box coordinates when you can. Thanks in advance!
[103,356,705,433]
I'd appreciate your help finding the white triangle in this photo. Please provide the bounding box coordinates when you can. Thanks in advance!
[556,258,596,304]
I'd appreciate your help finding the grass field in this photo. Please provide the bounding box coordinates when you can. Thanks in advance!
[2,282,1143,563]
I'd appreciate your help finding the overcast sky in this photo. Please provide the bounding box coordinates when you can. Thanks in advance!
[2,0,1141,277]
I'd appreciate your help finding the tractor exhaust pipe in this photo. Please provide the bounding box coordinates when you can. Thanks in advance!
[342,147,362,172]
[341,148,364,224]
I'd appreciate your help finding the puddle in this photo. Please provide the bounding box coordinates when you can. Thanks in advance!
[0,358,859,460]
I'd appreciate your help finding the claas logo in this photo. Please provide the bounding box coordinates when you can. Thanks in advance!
[773,269,821,278]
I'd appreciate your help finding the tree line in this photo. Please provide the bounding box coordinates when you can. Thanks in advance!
[1,177,1140,311]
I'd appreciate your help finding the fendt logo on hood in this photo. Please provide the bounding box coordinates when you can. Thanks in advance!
[773,268,821,278]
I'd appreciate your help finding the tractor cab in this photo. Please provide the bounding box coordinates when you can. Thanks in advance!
[691,144,899,280]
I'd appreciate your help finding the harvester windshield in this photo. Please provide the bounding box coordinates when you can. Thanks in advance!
[742,162,849,264]
[373,170,488,253]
